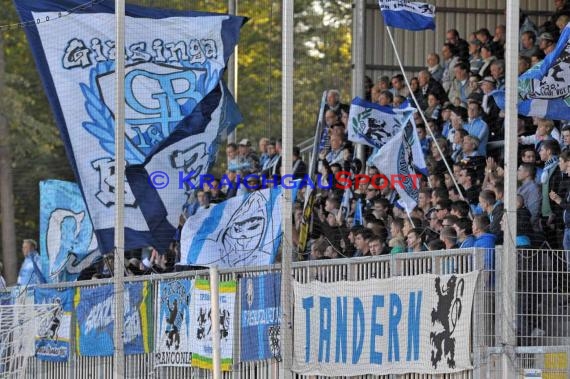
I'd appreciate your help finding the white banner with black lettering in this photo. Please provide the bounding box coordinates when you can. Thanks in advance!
[293,271,478,376]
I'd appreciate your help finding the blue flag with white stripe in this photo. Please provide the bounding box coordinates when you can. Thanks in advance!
[240,273,281,362]
[15,0,246,254]
[493,23,570,120]
[180,187,283,268]
[39,180,100,283]
[378,0,436,31]
[348,97,416,149]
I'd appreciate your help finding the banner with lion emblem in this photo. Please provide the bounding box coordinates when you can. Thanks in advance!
[240,273,281,362]
[15,0,246,253]
[293,271,479,376]
[493,23,570,120]
[35,288,74,362]
[155,279,193,367]
[190,279,236,371]
[347,97,416,149]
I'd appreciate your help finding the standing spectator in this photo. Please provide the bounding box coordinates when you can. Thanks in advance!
[472,215,496,272]
[417,70,447,110]
[261,139,281,178]
[441,43,460,92]
[237,139,260,174]
[490,60,506,90]
[426,53,444,82]
[466,100,490,156]
[440,226,459,249]
[454,217,476,248]
[292,146,308,179]
[538,32,557,55]
[520,31,540,58]
[406,228,426,252]
[17,239,45,286]
[549,151,570,250]
[226,142,239,171]
[391,74,410,98]
[517,163,541,231]
[446,29,470,61]
[468,39,484,74]
[539,140,563,248]
[258,137,270,168]
[448,61,472,107]
[479,189,504,243]
[478,43,497,78]
[324,89,349,117]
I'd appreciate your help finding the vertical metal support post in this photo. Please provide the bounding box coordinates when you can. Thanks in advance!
[280,0,294,377]
[503,0,519,377]
[113,0,126,377]
[353,0,366,168]
[227,0,238,144]
[210,266,222,379]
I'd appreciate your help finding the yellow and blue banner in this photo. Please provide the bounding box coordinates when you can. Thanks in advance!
[191,279,236,371]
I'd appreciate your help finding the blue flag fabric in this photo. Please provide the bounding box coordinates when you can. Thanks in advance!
[34,288,74,362]
[352,198,363,227]
[493,23,570,120]
[39,180,100,283]
[378,0,436,31]
[15,0,246,254]
[240,273,281,362]
[348,97,417,149]
[180,187,283,268]
[74,285,114,356]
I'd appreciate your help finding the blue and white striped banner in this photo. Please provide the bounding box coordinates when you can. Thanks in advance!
[181,187,283,268]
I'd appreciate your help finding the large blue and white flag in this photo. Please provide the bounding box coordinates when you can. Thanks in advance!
[348,97,416,149]
[378,0,436,31]
[39,180,100,283]
[240,273,281,362]
[15,0,246,253]
[126,83,242,251]
[35,288,73,362]
[493,23,570,120]
[371,119,427,213]
[181,187,283,268]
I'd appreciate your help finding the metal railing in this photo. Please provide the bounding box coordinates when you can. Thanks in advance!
[6,247,569,378]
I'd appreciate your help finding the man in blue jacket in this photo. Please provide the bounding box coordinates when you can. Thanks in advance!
[472,215,497,290]
[17,239,46,287]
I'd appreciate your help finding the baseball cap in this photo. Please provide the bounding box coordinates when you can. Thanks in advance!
[478,76,496,85]
[238,138,251,146]
[539,32,555,42]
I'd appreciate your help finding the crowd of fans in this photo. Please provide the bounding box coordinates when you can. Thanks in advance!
[36,2,570,281]
[209,3,570,262]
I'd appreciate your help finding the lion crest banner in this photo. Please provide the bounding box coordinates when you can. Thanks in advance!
[293,271,479,376]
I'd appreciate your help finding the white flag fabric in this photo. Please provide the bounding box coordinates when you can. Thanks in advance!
[371,119,427,213]
[180,187,283,268]
[348,97,416,149]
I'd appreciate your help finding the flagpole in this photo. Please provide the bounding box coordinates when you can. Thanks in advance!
[113,0,126,377]
[501,0,519,376]
[384,26,467,205]
[279,0,294,377]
